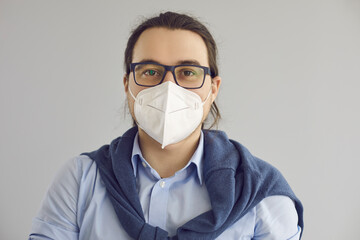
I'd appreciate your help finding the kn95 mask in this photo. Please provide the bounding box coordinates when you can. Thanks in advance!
[128,81,211,149]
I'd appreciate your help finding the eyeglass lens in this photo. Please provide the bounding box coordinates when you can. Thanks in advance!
[134,63,205,88]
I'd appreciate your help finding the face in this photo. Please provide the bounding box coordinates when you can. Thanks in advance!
[124,27,221,128]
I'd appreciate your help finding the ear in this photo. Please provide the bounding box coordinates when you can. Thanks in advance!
[123,74,129,93]
[211,76,221,102]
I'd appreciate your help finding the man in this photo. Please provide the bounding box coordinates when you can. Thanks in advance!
[29,12,303,239]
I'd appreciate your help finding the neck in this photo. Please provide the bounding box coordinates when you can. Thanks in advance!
[137,126,201,178]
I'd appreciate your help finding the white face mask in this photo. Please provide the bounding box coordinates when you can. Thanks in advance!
[129,81,211,149]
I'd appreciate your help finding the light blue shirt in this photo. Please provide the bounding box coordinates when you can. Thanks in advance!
[29,132,301,239]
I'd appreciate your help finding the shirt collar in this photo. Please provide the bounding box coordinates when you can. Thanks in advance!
[130,131,205,184]
[130,133,142,177]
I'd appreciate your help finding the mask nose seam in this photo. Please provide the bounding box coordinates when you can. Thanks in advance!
[195,102,199,109]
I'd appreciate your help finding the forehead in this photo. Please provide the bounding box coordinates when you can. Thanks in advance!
[132,27,209,66]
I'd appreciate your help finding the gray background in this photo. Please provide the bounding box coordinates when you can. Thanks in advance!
[1,0,359,239]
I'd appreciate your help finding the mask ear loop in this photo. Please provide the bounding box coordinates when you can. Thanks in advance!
[128,86,143,105]
[201,86,213,106]
[195,86,212,110]
[127,85,143,128]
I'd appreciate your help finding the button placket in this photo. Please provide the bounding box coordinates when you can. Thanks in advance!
[148,179,170,229]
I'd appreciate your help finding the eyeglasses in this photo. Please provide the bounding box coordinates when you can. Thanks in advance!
[130,62,213,89]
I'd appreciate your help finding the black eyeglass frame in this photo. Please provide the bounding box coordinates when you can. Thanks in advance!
[130,62,213,89]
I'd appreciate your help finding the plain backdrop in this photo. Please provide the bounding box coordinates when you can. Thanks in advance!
[1,0,359,239]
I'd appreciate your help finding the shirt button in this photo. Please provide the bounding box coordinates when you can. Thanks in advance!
[159,180,166,188]
[142,161,147,168]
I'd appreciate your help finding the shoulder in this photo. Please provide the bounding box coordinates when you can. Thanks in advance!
[203,130,304,237]
[254,196,301,239]
[30,155,100,238]
[41,155,99,207]
[52,155,97,185]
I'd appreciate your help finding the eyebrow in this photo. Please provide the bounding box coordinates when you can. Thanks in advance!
[137,59,201,66]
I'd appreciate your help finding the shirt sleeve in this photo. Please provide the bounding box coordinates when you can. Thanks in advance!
[29,157,82,240]
[253,195,302,240]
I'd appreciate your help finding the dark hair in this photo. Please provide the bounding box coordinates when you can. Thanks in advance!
[124,11,221,128]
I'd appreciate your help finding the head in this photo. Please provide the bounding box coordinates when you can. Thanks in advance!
[123,11,221,129]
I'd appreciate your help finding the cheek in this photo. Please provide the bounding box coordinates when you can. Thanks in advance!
[192,83,212,102]
[129,80,148,97]
[128,80,138,95]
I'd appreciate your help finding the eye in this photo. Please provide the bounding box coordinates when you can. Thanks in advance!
[183,70,195,76]
[144,69,159,76]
